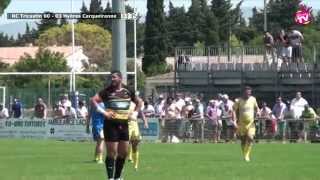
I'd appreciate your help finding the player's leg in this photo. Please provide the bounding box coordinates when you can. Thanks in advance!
[243,127,255,162]
[96,138,105,163]
[114,140,129,179]
[114,123,130,179]
[104,121,119,179]
[106,141,118,179]
[131,139,140,170]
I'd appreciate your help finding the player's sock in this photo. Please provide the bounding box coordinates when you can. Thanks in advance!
[241,144,245,156]
[105,156,115,178]
[95,154,99,162]
[243,144,251,162]
[128,146,133,162]
[114,157,126,179]
[246,144,252,159]
[133,151,139,169]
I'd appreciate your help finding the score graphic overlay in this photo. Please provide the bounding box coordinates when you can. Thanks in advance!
[7,12,136,20]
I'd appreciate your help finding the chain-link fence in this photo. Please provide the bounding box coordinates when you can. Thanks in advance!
[158,117,320,143]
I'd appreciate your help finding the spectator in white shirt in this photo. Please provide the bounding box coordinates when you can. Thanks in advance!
[77,100,88,119]
[65,105,77,119]
[290,92,308,119]
[175,94,186,120]
[58,94,72,116]
[142,100,155,117]
[0,104,9,119]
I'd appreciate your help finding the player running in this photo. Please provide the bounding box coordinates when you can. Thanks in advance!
[86,102,105,164]
[233,86,260,162]
[127,101,149,170]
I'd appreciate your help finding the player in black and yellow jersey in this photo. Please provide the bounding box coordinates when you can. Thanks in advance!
[91,71,142,180]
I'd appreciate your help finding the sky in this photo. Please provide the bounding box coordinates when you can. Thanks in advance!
[0,0,320,25]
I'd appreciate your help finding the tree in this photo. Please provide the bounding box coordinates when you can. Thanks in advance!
[0,0,11,15]
[37,23,112,71]
[249,7,264,31]
[102,2,112,32]
[166,2,192,54]
[143,0,168,76]
[250,0,301,32]
[11,48,68,88]
[79,0,104,27]
[210,0,243,44]
[36,11,58,37]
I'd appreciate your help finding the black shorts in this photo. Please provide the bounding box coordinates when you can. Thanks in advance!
[104,120,129,142]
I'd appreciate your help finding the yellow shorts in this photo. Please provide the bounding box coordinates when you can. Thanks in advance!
[237,122,255,138]
[128,120,141,141]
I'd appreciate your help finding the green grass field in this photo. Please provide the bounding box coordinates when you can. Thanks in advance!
[0,139,319,180]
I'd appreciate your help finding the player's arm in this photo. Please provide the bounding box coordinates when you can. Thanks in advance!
[44,104,48,119]
[131,94,143,113]
[140,110,149,129]
[91,93,114,119]
[232,102,239,128]
[254,99,260,117]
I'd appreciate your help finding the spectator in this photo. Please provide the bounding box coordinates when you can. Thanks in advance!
[182,97,194,119]
[11,98,22,118]
[290,92,308,119]
[175,94,185,120]
[34,98,47,119]
[77,100,88,119]
[155,95,165,118]
[58,94,72,115]
[221,94,234,111]
[272,97,287,143]
[206,100,222,143]
[155,95,166,140]
[65,105,77,119]
[163,97,179,142]
[221,102,235,143]
[191,98,205,143]
[260,102,276,139]
[264,31,275,64]
[301,104,318,119]
[164,97,178,119]
[0,104,9,119]
[288,27,304,63]
[279,29,292,62]
[300,104,318,142]
[142,99,155,117]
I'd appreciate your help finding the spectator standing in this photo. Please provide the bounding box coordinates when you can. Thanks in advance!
[206,100,222,143]
[34,98,47,119]
[191,98,205,143]
[142,100,155,117]
[272,97,287,143]
[77,100,88,119]
[11,98,22,118]
[279,29,292,62]
[288,28,304,63]
[0,104,9,119]
[264,31,275,64]
[290,92,309,142]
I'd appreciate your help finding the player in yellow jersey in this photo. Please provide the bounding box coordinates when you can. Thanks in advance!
[233,86,260,162]
[127,100,149,171]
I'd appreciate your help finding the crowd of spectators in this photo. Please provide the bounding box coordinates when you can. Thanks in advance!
[0,94,88,120]
[144,91,319,143]
[264,27,304,65]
